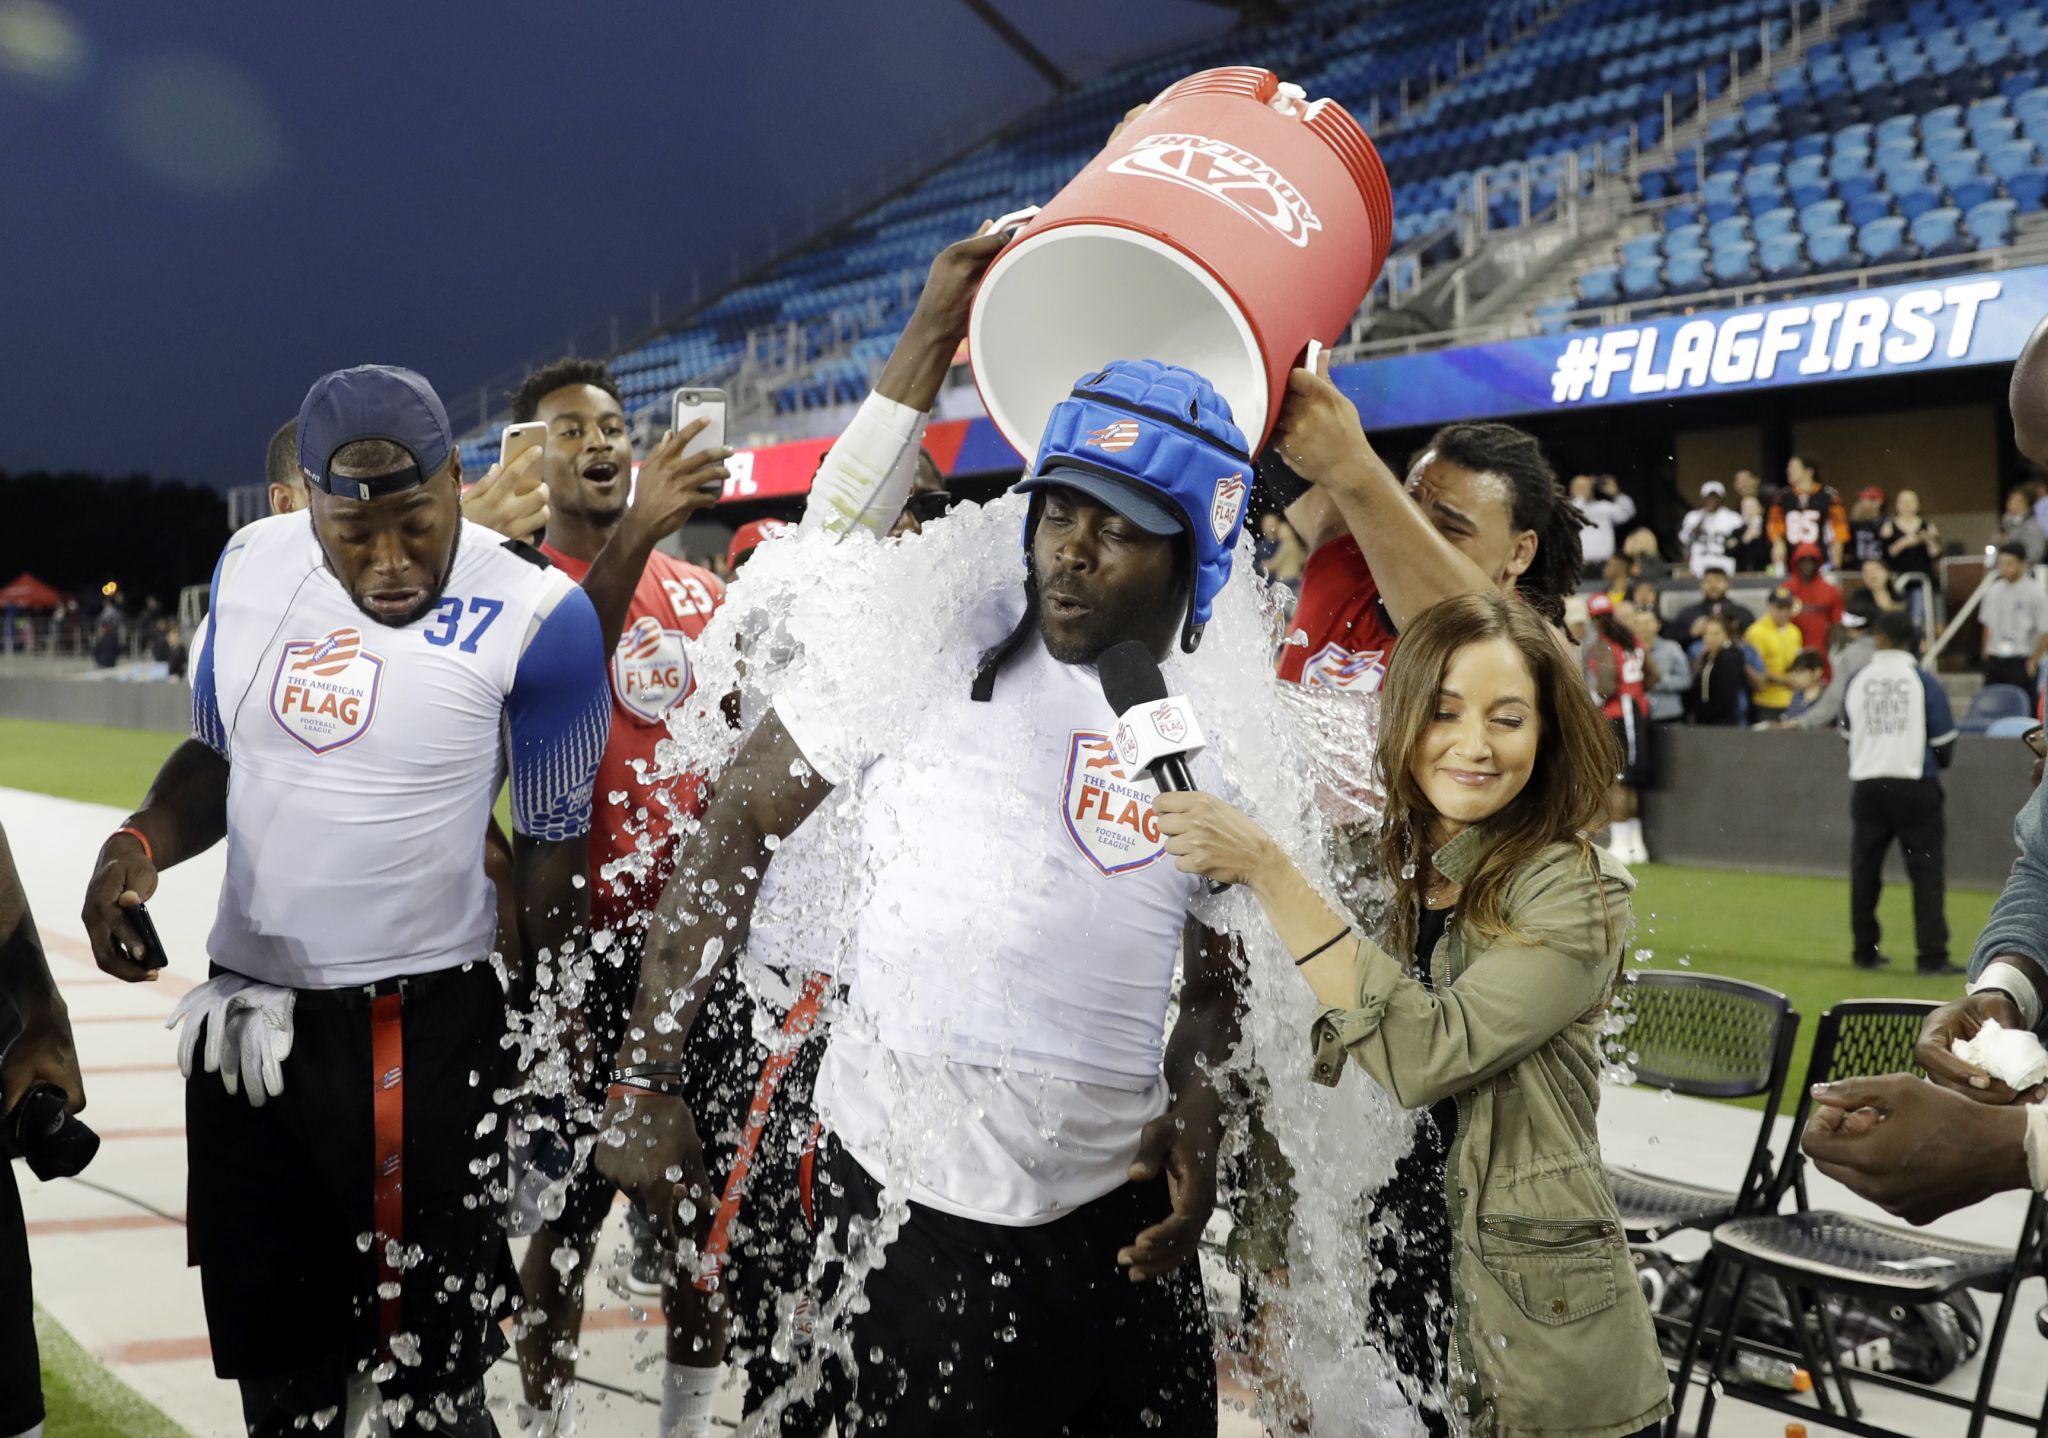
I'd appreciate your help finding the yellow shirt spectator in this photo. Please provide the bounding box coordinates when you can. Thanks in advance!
[1746,594,1805,712]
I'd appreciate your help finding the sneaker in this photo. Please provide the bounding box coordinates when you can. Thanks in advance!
[1917,960,1967,978]
[1852,951,1893,970]
[625,1222,666,1298]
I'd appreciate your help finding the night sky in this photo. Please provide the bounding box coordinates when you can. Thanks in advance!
[0,1,1227,488]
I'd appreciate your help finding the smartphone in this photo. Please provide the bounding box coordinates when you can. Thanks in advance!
[499,420,548,473]
[127,902,169,972]
[671,388,728,462]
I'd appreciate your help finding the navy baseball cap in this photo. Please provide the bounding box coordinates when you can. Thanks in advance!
[1016,464,1184,538]
[297,364,454,500]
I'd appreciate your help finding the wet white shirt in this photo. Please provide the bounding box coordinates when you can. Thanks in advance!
[776,621,1215,1225]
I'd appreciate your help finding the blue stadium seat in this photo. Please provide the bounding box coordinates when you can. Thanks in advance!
[1620,234,1664,267]
[1704,172,1743,223]
[1663,205,1704,234]
[1911,206,1972,257]
[1994,139,2042,179]
[1966,196,2019,247]
[1924,126,1972,160]
[1534,298,1576,335]
[1743,163,1785,201]
[1790,132,1832,161]
[1666,248,1710,295]
[1752,140,1790,169]
[1578,265,1621,306]
[1936,149,1989,188]
[1835,122,1876,152]
[1800,198,1847,232]
[1711,241,1761,286]
[1875,137,1921,171]
[1848,190,1897,227]
[1665,222,1706,254]
[1953,172,2000,210]
[1974,116,2021,151]
[1828,145,1874,178]
[2013,166,2048,211]
[1858,215,1915,263]
[1786,153,1832,207]
[1753,206,1798,243]
[1621,258,1666,301]
[1760,232,1809,279]
[1882,156,1934,189]
[1708,214,1753,250]
[1875,113,1922,148]
[1808,222,1859,271]
[1837,169,1883,204]
[1965,685,2035,731]
[1893,182,1944,220]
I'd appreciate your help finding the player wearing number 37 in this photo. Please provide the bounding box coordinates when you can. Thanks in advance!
[1154,591,1670,1438]
[79,365,611,1437]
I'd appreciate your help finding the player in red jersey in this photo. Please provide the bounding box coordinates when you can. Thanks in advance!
[507,357,736,1438]
[1768,455,1849,572]
[1272,358,1588,695]
[1585,593,1657,864]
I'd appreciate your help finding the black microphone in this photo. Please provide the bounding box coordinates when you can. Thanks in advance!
[1097,640,1228,892]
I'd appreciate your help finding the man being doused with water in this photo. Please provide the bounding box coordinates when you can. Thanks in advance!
[598,360,1249,1436]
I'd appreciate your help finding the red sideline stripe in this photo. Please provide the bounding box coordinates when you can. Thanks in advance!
[103,1336,212,1365]
[95,1126,185,1141]
[27,1212,184,1236]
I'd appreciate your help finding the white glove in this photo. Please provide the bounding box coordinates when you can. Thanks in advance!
[166,974,298,1107]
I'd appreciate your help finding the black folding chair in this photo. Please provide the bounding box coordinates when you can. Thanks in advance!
[1671,1000,2048,1438]
[1606,971,1799,1243]
[1604,972,1799,1399]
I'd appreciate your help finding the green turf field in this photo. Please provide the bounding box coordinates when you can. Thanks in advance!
[33,1307,188,1438]
[0,719,182,810]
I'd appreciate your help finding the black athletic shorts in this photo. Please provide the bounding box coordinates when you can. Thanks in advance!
[1611,707,1657,789]
[805,1142,1216,1437]
[0,1159,41,1437]
[185,960,516,1398]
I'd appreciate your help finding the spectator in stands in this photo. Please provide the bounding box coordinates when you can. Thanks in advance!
[1785,542,1845,657]
[1783,649,1827,723]
[1730,494,1773,573]
[1745,587,1804,723]
[1599,554,1631,604]
[1847,555,1920,652]
[1845,609,1959,974]
[1686,615,1748,726]
[1848,486,1889,566]
[1569,472,1635,575]
[153,621,187,679]
[1634,606,1687,723]
[1620,526,1669,583]
[1769,456,1849,573]
[89,612,119,669]
[1781,612,1875,732]
[2001,485,2047,566]
[1733,467,1764,506]
[1982,540,2048,695]
[1678,480,1744,577]
[1879,488,1942,579]
[1585,595,1654,863]
[1671,566,1755,643]
[1627,578,1660,625]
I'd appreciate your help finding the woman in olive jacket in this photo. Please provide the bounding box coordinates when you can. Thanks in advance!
[1157,591,1670,1438]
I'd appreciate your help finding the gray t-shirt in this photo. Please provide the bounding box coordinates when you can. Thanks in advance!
[1982,576,2048,658]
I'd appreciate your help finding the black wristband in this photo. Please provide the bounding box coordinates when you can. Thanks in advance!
[610,1062,688,1091]
[1295,928,1353,967]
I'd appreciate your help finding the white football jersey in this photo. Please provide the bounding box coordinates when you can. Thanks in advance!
[190,512,609,988]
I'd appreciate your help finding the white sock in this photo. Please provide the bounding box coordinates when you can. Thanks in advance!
[657,1362,720,1438]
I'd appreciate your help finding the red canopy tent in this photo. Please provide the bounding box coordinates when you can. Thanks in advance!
[0,573,64,610]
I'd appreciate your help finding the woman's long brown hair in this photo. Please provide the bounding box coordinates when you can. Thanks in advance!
[1371,592,1620,963]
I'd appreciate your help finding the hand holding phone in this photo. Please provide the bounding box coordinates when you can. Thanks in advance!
[623,391,734,541]
[462,422,551,541]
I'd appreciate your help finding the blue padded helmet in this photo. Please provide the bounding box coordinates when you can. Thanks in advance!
[1015,358,1252,655]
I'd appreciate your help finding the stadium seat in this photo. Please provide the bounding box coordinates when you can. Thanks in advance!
[1790,131,1832,161]
[1578,265,1621,306]
[1620,234,1663,267]
[1808,222,1859,272]
[1847,190,1897,228]
[1753,206,1798,243]
[1837,169,1882,204]
[1703,172,1743,223]
[1910,206,1972,257]
[1993,139,2042,179]
[1666,247,1710,295]
[1875,113,1922,148]
[1663,204,1704,234]
[1965,684,2036,731]
[1760,232,1809,279]
[1786,154,1832,207]
[1967,196,2019,247]
[1621,258,1665,302]
[1858,215,1915,263]
[1742,163,1784,202]
[1799,198,1847,233]
[1986,715,2041,739]
[1974,116,2021,151]
[1893,182,1944,220]
[1665,222,1706,255]
[2014,166,2048,210]
[1924,126,1971,160]
[1711,241,1761,286]
[1708,215,1752,251]
[1534,298,1575,335]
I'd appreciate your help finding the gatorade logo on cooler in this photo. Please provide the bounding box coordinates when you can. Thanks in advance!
[269,626,385,754]
[1210,473,1247,544]
[1109,132,1324,248]
[613,615,693,723]
[1061,731,1166,877]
